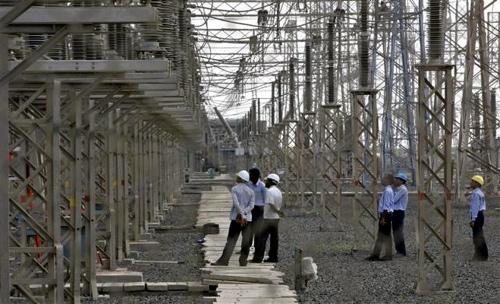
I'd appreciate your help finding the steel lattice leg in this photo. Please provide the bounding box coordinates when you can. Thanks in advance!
[415,64,454,294]
[318,104,342,219]
[351,89,379,249]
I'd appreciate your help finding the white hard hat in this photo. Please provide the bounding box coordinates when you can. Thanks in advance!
[236,170,250,182]
[266,173,280,184]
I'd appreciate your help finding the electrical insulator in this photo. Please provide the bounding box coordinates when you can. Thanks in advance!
[249,35,258,54]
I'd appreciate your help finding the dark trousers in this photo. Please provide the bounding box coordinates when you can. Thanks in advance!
[250,206,264,246]
[472,211,488,260]
[392,210,406,255]
[253,219,280,262]
[371,212,393,258]
[216,220,252,265]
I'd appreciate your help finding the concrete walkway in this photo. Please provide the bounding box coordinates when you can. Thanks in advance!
[195,177,298,303]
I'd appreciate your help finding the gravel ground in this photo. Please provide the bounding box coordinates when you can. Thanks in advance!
[94,193,206,304]
[274,196,500,304]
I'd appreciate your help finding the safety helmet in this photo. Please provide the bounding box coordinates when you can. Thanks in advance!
[395,173,409,183]
[266,173,280,184]
[236,170,250,182]
[471,175,484,186]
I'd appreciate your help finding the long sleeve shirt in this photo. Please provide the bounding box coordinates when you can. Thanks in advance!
[470,188,486,221]
[230,183,255,221]
[248,180,267,207]
[393,185,408,211]
[378,185,394,213]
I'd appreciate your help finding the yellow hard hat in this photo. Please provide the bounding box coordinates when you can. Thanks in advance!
[471,175,484,186]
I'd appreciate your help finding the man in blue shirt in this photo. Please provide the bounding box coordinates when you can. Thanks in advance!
[248,168,266,262]
[366,174,394,261]
[469,175,488,261]
[392,173,408,256]
[212,170,255,266]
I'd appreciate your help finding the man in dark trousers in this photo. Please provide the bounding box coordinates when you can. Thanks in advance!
[252,173,282,263]
[247,168,266,258]
[212,170,255,266]
[392,173,408,256]
[366,174,394,261]
[469,175,488,261]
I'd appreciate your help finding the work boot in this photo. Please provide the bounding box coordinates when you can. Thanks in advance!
[365,255,380,261]
[250,259,262,263]
[239,260,248,267]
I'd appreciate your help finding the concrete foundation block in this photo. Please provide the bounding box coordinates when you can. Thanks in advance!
[167,282,188,291]
[188,282,209,292]
[97,269,143,283]
[123,282,146,292]
[98,282,124,293]
[146,282,170,292]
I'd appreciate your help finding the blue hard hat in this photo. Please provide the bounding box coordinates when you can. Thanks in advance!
[395,173,408,182]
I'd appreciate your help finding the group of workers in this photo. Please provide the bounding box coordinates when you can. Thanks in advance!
[367,173,489,261]
[211,168,489,266]
[212,168,283,266]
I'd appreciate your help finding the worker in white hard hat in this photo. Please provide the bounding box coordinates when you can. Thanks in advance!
[252,173,283,263]
[469,175,488,261]
[212,170,255,266]
[392,173,409,256]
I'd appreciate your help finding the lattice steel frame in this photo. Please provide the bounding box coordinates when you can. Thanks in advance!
[318,104,342,219]
[351,89,379,248]
[282,120,300,207]
[298,112,317,213]
[415,64,454,294]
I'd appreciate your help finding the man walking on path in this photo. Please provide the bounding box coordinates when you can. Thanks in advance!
[248,168,266,255]
[252,173,282,263]
[468,175,489,261]
[366,174,395,261]
[212,170,255,266]
[392,173,408,256]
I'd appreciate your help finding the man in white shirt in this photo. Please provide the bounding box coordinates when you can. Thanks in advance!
[252,173,282,263]
[212,170,255,266]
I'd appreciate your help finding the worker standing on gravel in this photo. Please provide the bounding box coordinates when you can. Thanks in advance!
[212,170,255,266]
[392,173,408,256]
[252,173,282,263]
[248,167,267,256]
[366,174,394,261]
[469,175,489,261]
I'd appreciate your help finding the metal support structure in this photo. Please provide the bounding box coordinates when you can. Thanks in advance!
[289,59,296,120]
[318,104,342,219]
[47,79,65,303]
[0,33,10,304]
[298,112,317,212]
[415,64,454,294]
[351,89,379,248]
[2,3,205,303]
